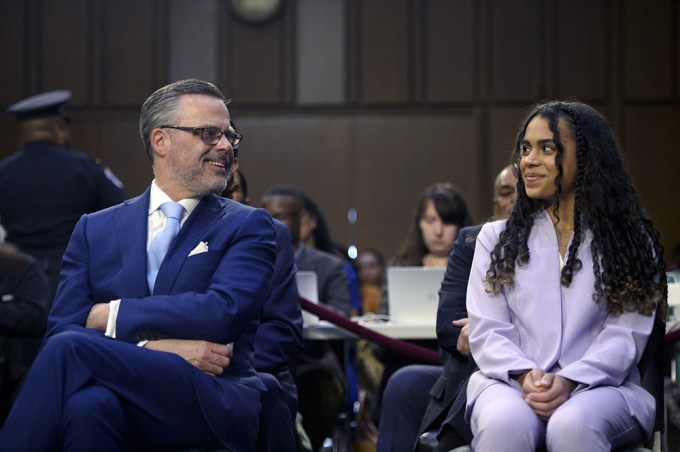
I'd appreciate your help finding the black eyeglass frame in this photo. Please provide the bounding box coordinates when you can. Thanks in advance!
[160,125,243,148]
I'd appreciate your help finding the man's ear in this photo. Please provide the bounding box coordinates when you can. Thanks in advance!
[151,128,168,158]
[231,157,240,176]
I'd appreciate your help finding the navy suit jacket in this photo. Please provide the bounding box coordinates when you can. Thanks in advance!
[45,188,277,437]
[254,220,304,374]
[418,225,480,440]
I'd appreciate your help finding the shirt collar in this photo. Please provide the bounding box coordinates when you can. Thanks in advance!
[148,180,201,218]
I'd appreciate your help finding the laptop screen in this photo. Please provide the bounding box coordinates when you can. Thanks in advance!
[387,266,445,325]
[296,271,319,325]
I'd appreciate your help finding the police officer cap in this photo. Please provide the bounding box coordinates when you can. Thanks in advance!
[7,90,72,122]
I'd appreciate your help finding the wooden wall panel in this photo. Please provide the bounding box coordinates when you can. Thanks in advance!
[296,0,346,105]
[2,0,680,268]
[0,0,26,104]
[556,0,608,101]
[424,0,476,103]
[102,0,156,106]
[676,0,680,97]
[353,115,480,258]
[40,0,90,102]
[168,0,219,84]
[623,106,680,263]
[226,13,290,105]
[488,0,542,101]
[232,115,352,241]
[69,113,150,198]
[623,0,674,99]
[0,121,20,160]
[487,107,526,218]
[97,115,152,198]
[359,0,411,104]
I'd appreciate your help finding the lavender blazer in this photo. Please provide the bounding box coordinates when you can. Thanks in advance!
[465,209,655,436]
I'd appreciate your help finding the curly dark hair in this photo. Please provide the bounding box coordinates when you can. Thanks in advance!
[486,101,667,319]
[393,182,473,266]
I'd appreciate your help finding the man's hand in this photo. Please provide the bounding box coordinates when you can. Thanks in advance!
[523,372,576,420]
[452,318,470,356]
[145,339,232,376]
[86,303,110,331]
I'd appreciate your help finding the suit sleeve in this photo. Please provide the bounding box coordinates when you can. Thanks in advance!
[45,216,97,337]
[466,222,538,383]
[557,308,654,388]
[254,223,304,372]
[47,207,277,345]
[436,226,478,358]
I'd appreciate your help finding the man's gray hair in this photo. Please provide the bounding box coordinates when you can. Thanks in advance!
[139,79,230,161]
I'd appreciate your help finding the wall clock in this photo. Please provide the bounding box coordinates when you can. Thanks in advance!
[231,0,284,24]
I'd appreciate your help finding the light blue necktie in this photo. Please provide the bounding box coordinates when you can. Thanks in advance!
[147,202,185,292]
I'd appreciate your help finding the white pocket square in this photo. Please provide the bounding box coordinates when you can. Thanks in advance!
[188,241,209,256]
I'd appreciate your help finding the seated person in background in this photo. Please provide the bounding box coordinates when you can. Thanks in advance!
[467,101,665,451]
[356,248,386,315]
[379,182,473,313]
[262,184,351,451]
[0,78,276,451]
[373,182,473,420]
[354,247,388,445]
[223,147,304,450]
[0,235,52,424]
[222,167,250,205]
[300,194,362,316]
[376,165,517,452]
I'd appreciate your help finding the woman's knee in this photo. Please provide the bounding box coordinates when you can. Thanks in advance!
[546,401,607,449]
[472,387,542,444]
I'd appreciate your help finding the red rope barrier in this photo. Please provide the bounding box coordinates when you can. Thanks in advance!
[300,297,441,365]
[666,328,680,347]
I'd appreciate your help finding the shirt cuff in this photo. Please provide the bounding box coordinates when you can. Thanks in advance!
[105,299,121,338]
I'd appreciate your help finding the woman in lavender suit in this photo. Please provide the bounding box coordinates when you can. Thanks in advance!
[465,101,667,451]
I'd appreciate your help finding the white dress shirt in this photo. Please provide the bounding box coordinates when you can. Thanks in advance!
[105,180,200,340]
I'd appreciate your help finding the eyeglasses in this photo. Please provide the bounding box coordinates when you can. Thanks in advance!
[160,125,243,149]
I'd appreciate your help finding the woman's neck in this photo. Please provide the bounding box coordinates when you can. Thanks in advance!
[547,196,575,230]
[546,197,576,259]
[422,253,448,267]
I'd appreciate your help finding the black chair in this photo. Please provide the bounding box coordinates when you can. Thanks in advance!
[420,315,668,452]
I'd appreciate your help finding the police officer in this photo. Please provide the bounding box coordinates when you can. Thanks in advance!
[0,90,126,300]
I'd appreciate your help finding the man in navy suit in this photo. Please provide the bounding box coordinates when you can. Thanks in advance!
[224,142,304,450]
[0,79,277,451]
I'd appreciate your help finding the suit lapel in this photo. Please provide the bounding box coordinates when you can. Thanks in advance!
[115,189,152,296]
[153,194,225,295]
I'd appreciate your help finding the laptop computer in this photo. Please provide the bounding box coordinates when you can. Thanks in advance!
[387,266,446,325]
[296,271,320,325]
